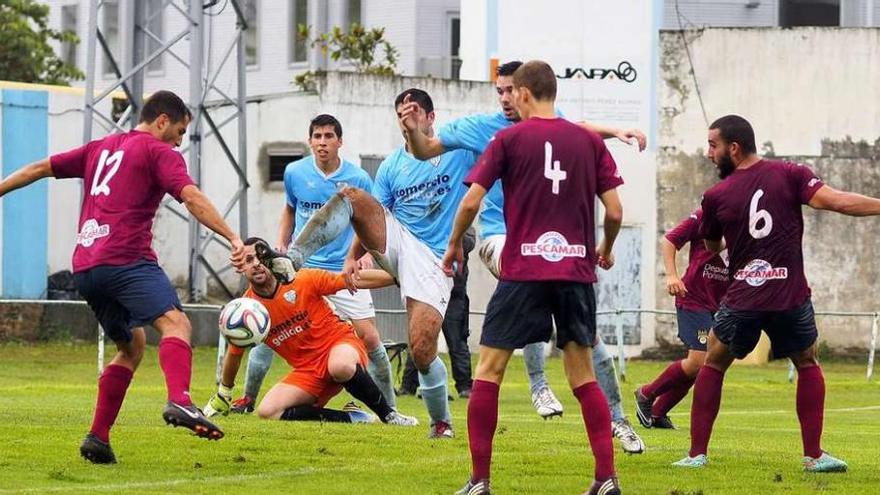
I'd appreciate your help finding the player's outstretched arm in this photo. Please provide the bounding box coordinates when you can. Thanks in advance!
[442,184,487,276]
[179,184,245,259]
[597,188,623,270]
[204,349,244,417]
[277,203,296,253]
[578,121,647,151]
[354,269,396,289]
[661,238,687,297]
[808,185,880,217]
[0,158,53,197]
[399,93,446,160]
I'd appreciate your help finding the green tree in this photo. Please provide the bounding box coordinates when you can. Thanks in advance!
[294,23,398,91]
[0,0,84,85]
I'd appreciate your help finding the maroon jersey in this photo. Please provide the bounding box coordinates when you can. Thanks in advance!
[465,117,623,283]
[665,209,730,312]
[699,159,824,311]
[50,130,195,273]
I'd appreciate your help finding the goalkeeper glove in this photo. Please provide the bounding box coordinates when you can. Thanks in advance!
[252,237,297,284]
[203,383,234,418]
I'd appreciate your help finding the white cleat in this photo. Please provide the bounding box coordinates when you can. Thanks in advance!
[384,410,420,427]
[612,418,646,454]
[532,385,564,419]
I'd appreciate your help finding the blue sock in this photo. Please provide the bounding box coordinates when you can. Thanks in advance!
[523,342,548,395]
[367,344,397,409]
[594,355,625,422]
[418,356,451,424]
[243,343,274,399]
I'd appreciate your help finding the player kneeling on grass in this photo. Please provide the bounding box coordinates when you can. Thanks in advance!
[207,238,418,426]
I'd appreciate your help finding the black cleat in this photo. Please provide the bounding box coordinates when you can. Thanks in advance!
[80,433,116,464]
[633,388,653,428]
[230,395,256,414]
[651,415,676,429]
[585,477,621,495]
[163,401,224,440]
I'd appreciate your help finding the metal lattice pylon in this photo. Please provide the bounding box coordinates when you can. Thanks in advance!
[81,0,249,301]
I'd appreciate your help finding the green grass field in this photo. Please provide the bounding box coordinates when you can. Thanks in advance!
[0,343,878,494]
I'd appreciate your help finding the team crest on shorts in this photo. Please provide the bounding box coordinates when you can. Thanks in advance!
[283,290,297,304]
[697,329,709,345]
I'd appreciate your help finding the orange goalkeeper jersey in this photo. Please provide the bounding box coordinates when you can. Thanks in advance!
[227,269,361,370]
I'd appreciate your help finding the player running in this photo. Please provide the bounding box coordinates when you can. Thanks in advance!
[445,60,624,495]
[0,91,244,464]
[634,208,729,429]
[206,239,417,426]
[283,89,479,439]
[227,114,396,415]
[401,60,646,454]
[672,114,877,472]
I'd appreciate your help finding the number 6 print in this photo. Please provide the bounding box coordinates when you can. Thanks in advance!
[749,189,773,239]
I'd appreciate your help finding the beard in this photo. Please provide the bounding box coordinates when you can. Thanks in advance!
[717,152,736,179]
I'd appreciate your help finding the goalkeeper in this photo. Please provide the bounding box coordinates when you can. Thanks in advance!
[206,238,418,426]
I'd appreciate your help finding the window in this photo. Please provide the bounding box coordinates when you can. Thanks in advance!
[60,4,78,68]
[449,15,461,79]
[245,0,259,66]
[268,147,306,182]
[144,0,164,72]
[102,0,120,75]
[780,0,840,26]
[346,0,362,27]
[290,0,309,64]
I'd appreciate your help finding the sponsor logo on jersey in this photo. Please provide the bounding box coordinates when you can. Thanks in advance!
[283,290,297,304]
[734,259,788,287]
[520,231,586,262]
[269,310,310,346]
[76,219,110,247]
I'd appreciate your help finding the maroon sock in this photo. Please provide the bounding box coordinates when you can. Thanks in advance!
[573,381,615,481]
[89,364,134,443]
[652,374,696,417]
[467,379,500,481]
[158,337,193,406]
[796,365,825,458]
[641,360,687,400]
[689,366,725,457]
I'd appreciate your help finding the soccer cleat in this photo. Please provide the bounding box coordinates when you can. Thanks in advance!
[342,401,379,423]
[454,478,491,495]
[651,415,676,429]
[803,452,848,473]
[384,410,420,426]
[162,401,225,440]
[612,418,646,454]
[458,388,472,399]
[79,433,116,464]
[531,385,564,419]
[584,477,621,495]
[672,454,708,468]
[230,395,256,414]
[633,388,653,428]
[429,420,455,439]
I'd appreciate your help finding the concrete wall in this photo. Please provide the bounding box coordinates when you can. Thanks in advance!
[656,27,880,348]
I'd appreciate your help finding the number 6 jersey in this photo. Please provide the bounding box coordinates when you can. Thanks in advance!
[699,160,824,311]
[50,130,195,272]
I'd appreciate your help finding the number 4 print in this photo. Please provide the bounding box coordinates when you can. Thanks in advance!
[544,141,566,195]
[90,149,124,197]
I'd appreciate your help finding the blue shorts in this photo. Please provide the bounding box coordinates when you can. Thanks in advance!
[676,308,713,351]
[74,261,182,343]
[713,298,818,360]
[481,281,596,350]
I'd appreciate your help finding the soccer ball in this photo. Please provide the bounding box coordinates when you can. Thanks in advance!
[218,298,271,348]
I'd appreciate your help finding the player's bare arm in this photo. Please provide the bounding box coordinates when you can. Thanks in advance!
[399,93,445,160]
[180,184,245,259]
[661,237,688,297]
[0,158,54,197]
[578,121,647,151]
[442,183,487,276]
[597,188,623,270]
[342,233,369,291]
[808,184,880,216]
[277,203,296,252]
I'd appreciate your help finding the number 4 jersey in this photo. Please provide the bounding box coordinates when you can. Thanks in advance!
[699,159,824,311]
[50,130,195,272]
[465,117,623,283]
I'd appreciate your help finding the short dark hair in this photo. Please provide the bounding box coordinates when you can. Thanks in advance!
[394,88,434,114]
[496,60,523,77]
[309,114,343,138]
[512,60,557,102]
[709,115,756,154]
[139,90,192,124]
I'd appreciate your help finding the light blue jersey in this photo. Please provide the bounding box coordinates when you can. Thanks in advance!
[373,146,478,258]
[437,112,511,238]
[283,156,372,271]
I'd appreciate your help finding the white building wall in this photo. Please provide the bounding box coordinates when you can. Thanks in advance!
[662,0,779,28]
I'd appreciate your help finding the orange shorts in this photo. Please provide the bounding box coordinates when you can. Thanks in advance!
[280,335,368,407]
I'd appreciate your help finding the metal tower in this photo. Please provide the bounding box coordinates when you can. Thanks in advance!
[81,0,249,301]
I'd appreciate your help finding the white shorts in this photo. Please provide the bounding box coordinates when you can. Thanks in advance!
[478,234,506,280]
[371,208,453,316]
[325,287,375,320]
